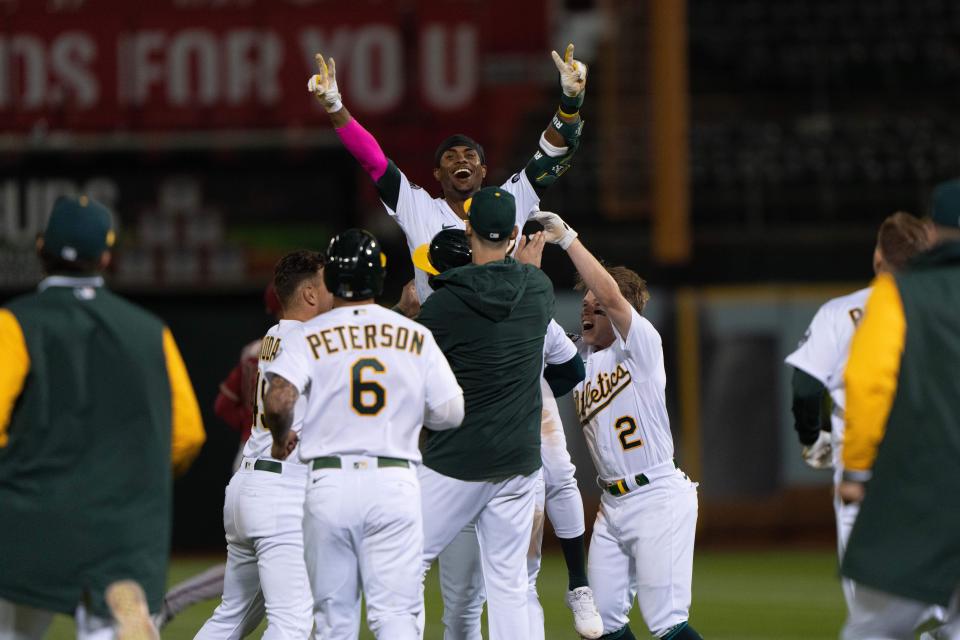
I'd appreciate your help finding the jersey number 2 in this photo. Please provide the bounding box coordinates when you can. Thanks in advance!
[351,358,386,415]
[615,416,643,450]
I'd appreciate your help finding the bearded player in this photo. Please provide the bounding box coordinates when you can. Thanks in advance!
[308,44,602,637]
[195,251,334,640]
[535,210,703,640]
[784,212,933,615]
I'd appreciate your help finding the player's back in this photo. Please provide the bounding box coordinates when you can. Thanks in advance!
[271,303,451,464]
[785,287,872,426]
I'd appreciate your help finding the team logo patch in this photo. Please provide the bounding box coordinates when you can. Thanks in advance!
[574,364,632,425]
[511,173,521,183]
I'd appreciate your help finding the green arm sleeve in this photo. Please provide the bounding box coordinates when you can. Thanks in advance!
[374,161,402,211]
[544,354,586,398]
[791,367,831,446]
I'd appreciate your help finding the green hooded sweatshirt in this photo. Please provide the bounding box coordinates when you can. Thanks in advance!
[417,257,554,481]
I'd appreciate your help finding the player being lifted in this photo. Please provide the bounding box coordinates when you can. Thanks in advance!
[263,229,464,639]
[308,44,603,637]
[535,211,704,640]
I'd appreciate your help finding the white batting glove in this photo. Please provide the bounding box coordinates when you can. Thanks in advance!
[551,43,588,97]
[532,211,578,250]
[801,430,833,470]
[307,53,343,113]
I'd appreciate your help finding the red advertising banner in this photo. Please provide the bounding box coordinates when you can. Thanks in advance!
[0,0,550,134]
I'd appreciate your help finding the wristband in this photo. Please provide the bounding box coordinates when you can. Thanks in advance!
[326,98,344,113]
[560,91,584,116]
[551,114,584,146]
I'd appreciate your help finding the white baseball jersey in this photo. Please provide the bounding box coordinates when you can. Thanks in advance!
[784,287,871,464]
[384,168,542,302]
[266,304,461,463]
[573,308,674,482]
[543,319,577,367]
[243,320,307,463]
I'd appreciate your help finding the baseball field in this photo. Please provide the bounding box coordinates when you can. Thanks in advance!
[43,549,845,639]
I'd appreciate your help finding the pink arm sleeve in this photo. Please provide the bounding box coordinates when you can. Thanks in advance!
[335,118,389,182]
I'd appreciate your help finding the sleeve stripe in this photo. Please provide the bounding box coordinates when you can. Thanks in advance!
[0,309,30,447]
[163,327,206,473]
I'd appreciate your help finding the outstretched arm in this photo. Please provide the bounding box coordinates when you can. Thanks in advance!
[308,53,403,208]
[534,211,633,338]
[524,44,588,195]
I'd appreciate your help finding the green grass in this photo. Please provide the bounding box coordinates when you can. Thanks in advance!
[45,550,846,639]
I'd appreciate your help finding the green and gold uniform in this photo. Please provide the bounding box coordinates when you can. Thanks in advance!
[0,276,205,618]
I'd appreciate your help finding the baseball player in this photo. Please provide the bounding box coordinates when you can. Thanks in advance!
[838,194,960,639]
[412,228,591,640]
[784,211,931,612]
[0,196,205,640]
[263,229,464,639]
[308,43,603,638]
[195,250,334,640]
[153,285,285,630]
[535,210,704,640]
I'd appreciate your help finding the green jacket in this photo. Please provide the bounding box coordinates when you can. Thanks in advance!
[417,258,554,481]
[841,241,960,606]
[0,277,205,617]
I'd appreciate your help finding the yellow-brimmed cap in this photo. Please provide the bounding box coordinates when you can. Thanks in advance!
[412,243,439,275]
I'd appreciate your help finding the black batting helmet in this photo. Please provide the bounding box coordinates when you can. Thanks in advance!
[413,228,472,276]
[323,229,386,299]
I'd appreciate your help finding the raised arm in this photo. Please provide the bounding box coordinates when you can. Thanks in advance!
[524,44,588,196]
[534,211,633,339]
[308,53,403,209]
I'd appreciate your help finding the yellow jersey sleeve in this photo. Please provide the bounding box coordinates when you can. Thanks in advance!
[843,274,906,474]
[0,309,30,447]
[163,327,206,474]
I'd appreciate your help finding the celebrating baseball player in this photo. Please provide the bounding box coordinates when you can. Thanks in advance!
[195,250,333,640]
[784,211,930,613]
[412,227,590,639]
[535,210,704,640]
[414,188,556,639]
[263,229,464,639]
[308,42,603,637]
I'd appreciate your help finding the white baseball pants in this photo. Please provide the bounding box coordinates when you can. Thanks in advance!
[835,486,948,632]
[0,599,118,640]
[303,456,422,640]
[434,381,582,639]
[843,584,958,640]
[588,467,699,638]
[419,465,539,640]
[195,459,312,640]
[834,490,861,610]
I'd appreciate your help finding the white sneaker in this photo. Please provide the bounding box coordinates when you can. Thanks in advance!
[566,586,604,639]
[105,580,160,640]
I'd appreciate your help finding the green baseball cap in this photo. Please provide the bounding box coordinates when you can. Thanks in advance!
[41,195,116,262]
[930,178,960,228]
[466,187,516,242]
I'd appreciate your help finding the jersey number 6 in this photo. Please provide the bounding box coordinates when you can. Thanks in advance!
[615,416,643,450]
[351,358,386,416]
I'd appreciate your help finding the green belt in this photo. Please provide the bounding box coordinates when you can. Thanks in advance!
[605,473,650,497]
[253,460,283,474]
[311,456,410,470]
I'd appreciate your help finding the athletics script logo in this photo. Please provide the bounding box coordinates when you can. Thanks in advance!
[573,364,632,425]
